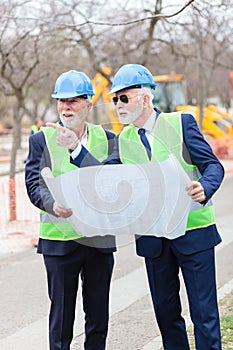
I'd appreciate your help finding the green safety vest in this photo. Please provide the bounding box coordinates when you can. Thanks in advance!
[118,112,215,231]
[40,122,109,241]
[31,125,40,134]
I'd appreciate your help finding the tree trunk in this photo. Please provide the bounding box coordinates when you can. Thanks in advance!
[9,107,23,221]
[199,100,204,131]
[197,43,205,130]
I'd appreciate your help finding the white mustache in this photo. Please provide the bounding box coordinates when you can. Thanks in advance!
[118,109,128,115]
[62,111,75,117]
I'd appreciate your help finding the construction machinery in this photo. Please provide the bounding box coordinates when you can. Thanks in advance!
[152,72,233,139]
[91,67,123,134]
[91,69,233,142]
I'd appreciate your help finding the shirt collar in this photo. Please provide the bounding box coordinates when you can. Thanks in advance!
[138,109,157,133]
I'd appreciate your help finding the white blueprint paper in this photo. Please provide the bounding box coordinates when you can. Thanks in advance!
[41,155,192,239]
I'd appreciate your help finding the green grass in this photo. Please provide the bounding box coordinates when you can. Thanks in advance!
[220,315,233,348]
[187,290,233,349]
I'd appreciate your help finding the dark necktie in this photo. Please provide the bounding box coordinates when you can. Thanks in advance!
[138,128,151,160]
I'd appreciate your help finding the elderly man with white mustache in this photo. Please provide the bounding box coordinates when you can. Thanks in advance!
[25,70,116,350]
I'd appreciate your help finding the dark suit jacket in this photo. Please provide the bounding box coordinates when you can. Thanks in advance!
[71,112,224,257]
[25,125,116,256]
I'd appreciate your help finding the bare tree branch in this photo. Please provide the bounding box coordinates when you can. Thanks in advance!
[0,0,196,28]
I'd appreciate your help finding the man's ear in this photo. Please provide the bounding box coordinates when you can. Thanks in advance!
[143,93,150,108]
[87,102,93,112]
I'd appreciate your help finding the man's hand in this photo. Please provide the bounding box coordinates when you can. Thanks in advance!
[53,202,73,218]
[46,122,79,151]
[186,181,206,203]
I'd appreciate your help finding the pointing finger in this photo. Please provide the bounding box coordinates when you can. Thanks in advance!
[46,122,63,130]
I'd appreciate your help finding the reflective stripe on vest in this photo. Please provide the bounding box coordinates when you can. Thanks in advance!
[40,122,109,241]
[118,112,215,231]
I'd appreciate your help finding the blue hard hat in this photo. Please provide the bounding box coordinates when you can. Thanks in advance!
[109,64,157,94]
[51,70,95,99]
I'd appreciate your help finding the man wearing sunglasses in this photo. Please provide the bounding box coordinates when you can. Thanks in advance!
[53,64,224,350]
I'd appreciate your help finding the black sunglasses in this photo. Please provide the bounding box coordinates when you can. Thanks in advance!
[112,95,130,105]
[112,94,142,105]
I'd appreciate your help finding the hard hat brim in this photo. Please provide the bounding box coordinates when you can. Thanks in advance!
[109,83,157,95]
[51,92,94,99]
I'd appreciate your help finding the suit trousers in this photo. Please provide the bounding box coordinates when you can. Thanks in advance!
[145,239,222,350]
[43,244,114,350]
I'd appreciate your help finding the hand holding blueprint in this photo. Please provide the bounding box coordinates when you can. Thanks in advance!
[41,155,192,239]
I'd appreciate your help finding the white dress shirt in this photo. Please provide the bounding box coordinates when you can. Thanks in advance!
[136,110,157,147]
[70,127,88,159]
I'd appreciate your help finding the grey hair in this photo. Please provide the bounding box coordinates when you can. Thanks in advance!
[140,87,154,107]
[86,95,92,103]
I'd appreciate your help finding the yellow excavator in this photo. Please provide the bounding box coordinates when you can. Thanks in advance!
[91,69,233,141]
[91,67,123,134]
[152,72,233,139]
